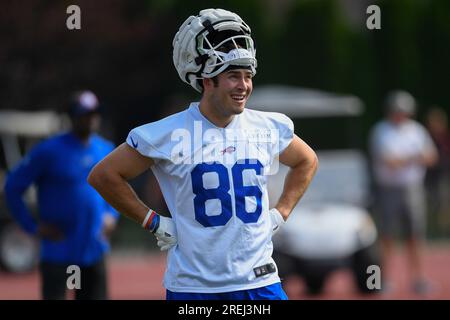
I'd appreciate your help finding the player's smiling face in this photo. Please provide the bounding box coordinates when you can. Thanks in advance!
[200,68,254,127]
[212,69,253,115]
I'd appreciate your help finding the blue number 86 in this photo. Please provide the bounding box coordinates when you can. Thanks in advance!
[190,159,263,227]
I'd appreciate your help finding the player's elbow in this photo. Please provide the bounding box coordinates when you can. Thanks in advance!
[87,163,110,191]
[306,150,319,175]
[299,146,318,167]
[295,149,318,180]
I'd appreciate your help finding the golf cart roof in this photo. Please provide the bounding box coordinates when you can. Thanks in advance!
[0,110,68,170]
[0,110,66,137]
[247,85,364,117]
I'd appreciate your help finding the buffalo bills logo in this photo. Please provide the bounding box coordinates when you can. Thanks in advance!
[220,146,236,155]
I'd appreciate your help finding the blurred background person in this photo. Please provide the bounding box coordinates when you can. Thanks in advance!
[3,90,119,300]
[1,0,450,300]
[369,90,438,294]
[424,107,450,237]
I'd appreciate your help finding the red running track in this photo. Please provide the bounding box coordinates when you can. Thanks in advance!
[1,245,449,300]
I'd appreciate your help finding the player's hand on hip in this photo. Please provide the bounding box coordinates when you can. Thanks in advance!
[154,215,177,251]
[142,210,177,251]
[269,208,285,235]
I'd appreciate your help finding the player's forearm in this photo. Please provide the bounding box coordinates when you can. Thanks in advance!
[275,156,318,220]
[88,167,148,224]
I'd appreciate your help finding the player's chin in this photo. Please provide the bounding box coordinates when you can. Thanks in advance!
[229,97,247,113]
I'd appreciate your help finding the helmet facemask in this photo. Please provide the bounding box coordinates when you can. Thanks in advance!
[198,30,257,79]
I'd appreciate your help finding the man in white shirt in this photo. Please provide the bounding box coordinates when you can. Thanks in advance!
[370,90,437,294]
[88,8,318,300]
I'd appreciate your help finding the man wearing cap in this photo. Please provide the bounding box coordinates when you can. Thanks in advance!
[369,90,438,294]
[4,90,118,300]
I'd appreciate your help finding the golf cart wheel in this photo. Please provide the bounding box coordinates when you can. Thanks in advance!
[304,275,326,295]
[0,223,39,273]
[351,242,380,293]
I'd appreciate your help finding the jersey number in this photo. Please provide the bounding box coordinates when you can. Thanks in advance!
[191,160,263,227]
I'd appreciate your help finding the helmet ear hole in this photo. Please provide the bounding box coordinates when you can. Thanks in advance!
[183,52,193,64]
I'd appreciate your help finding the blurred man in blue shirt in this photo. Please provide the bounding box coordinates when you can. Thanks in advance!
[4,90,118,300]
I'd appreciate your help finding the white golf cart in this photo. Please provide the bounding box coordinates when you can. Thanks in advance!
[247,85,380,295]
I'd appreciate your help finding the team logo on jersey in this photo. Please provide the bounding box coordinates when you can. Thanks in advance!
[220,146,236,155]
[170,121,281,172]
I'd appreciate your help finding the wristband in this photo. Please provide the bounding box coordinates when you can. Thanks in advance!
[142,209,160,233]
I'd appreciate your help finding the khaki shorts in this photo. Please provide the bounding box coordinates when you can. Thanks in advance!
[375,184,426,239]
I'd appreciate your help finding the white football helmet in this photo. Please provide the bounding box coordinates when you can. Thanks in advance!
[173,8,257,92]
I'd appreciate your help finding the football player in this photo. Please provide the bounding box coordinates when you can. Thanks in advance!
[88,8,318,300]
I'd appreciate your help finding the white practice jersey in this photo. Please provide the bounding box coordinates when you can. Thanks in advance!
[126,102,294,293]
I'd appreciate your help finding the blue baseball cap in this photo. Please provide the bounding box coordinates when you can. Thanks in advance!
[69,90,101,117]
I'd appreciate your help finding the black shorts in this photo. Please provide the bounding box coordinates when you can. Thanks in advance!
[40,257,108,300]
